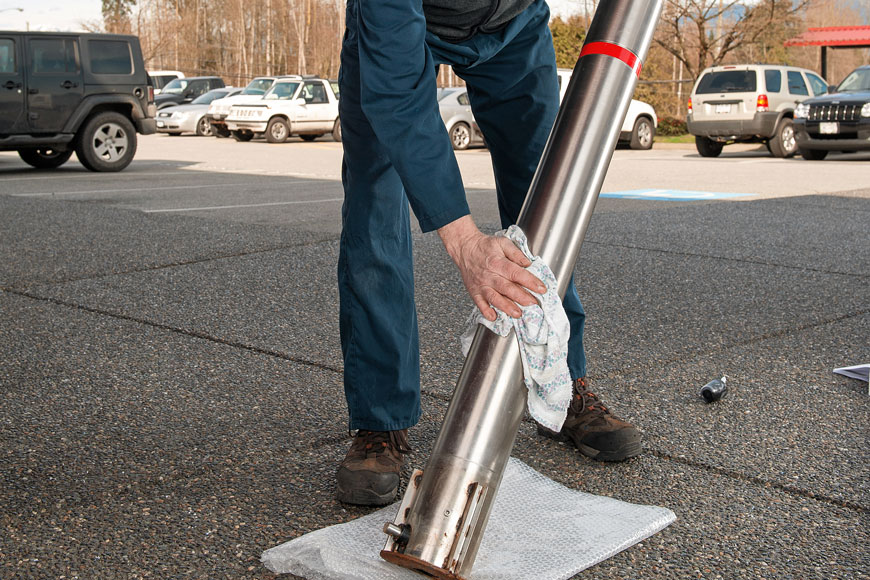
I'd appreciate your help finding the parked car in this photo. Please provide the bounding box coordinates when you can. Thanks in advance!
[225,76,341,143]
[438,88,485,150]
[793,65,870,160]
[156,87,241,136]
[0,31,156,171]
[557,69,658,150]
[687,64,828,158]
[207,76,283,138]
[148,69,184,94]
[154,76,225,109]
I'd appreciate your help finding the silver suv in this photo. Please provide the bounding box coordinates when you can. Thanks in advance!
[687,64,828,158]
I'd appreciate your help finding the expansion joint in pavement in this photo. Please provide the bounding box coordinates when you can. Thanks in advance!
[647,448,867,513]
[586,240,869,279]
[2,287,343,376]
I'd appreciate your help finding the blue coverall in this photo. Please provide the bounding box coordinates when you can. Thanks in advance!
[338,0,587,431]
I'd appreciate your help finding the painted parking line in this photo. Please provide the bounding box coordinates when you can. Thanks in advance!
[143,198,344,213]
[601,189,757,201]
[11,179,323,197]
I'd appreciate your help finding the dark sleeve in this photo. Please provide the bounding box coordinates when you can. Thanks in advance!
[356,0,470,232]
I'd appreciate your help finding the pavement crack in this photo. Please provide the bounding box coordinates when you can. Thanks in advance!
[584,240,869,279]
[3,287,343,376]
[647,448,867,513]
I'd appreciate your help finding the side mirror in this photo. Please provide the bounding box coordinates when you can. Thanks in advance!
[827,84,838,93]
[294,97,307,106]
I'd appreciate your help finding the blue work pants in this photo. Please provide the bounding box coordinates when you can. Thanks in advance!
[338,0,587,431]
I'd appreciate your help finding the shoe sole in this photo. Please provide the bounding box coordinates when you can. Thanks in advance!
[336,467,399,506]
[537,425,642,462]
[336,485,397,506]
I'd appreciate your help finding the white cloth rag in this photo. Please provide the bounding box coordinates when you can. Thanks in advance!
[460,225,573,432]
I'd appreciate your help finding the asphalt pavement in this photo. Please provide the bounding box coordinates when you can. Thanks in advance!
[1,136,867,579]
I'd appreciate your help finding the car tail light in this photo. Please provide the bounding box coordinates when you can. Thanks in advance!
[756,94,769,112]
[148,85,154,103]
[687,97,693,115]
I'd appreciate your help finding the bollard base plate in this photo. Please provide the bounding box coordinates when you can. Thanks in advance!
[379,550,466,580]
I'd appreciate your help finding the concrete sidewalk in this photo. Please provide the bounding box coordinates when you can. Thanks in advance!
[1,161,867,578]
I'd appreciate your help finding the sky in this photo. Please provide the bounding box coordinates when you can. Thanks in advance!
[1,0,583,32]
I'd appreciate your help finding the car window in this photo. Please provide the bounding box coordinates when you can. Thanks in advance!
[331,81,340,99]
[0,38,16,74]
[787,71,809,96]
[192,89,229,104]
[805,73,827,96]
[764,70,781,93]
[302,82,328,104]
[162,78,188,94]
[188,80,208,97]
[31,38,79,74]
[265,82,300,100]
[458,92,470,106]
[696,70,756,94]
[837,68,870,92]
[244,78,274,94]
[88,39,132,74]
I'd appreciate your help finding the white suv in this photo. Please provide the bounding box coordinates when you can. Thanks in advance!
[225,77,340,143]
[687,64,828,158]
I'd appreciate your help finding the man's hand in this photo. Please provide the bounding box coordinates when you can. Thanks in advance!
[438,215,546,321]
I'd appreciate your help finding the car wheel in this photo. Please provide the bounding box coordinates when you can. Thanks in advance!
[629,117,655,150]
[332,118,342,142]
[195,116,213,136]
[768,117,797,158]
[300,134,322,142]
[266,118,290,143]
[800,148,828,161]
[75,111,137,172]
[213,125,230,138]
[231,130,254,142]
[18,148,74,169]
[450,122,471,150]
[695,136,723,158]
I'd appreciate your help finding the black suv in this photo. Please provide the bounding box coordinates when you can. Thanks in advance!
[793,65,870,161]
[153,76,225,109]
[0,31,156,172]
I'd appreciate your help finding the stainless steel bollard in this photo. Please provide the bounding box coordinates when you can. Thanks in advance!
[381,1,663,577]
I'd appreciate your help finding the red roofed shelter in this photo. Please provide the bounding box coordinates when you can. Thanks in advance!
[784,26,870,81]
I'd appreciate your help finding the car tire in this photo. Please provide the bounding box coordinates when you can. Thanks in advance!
[75,111,137,172]
[450,122,471,151]
[300,134,322,142]
[18,148,74,169]
[768,117,797,158]
[800,148,828,161]
[265,118,290,143]
[213,125,230,138]
[629,117,655,150]
[195,116,213,136]
[695,136,723,158]
[231,130,254,142]
[332,119,342,142]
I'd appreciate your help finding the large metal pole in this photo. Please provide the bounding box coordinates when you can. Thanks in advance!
[381,1,663,578]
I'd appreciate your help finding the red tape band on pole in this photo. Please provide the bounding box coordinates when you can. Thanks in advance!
[579,41,642,78]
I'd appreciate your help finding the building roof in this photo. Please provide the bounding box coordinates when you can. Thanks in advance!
[784,26,870,48]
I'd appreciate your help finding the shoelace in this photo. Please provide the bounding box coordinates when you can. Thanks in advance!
[356,430,412,457]
[571,379,611,416]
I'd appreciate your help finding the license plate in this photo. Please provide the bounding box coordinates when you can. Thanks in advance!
[819,122,839,134]
[715,104,731,114]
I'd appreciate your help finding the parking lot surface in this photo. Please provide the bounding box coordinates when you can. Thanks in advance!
[1,135,867,579]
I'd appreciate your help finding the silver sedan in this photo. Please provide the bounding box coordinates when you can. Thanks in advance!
[156,88,242,136]
[438,88,485,151]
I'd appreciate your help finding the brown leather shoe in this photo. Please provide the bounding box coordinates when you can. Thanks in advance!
[336,429,411,505]
[538,378,642,462]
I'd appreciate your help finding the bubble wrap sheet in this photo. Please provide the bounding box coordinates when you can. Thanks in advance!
[262,458,676,579]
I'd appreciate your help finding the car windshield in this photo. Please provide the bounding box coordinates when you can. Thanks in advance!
[695,70,756,94]
[837,68,870,92]
[264,82,300,100]
[192,90,229,105]
[244,78,274,94]
[161,78,188,95]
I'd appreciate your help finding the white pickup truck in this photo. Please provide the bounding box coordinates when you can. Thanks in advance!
[225,77,341,143]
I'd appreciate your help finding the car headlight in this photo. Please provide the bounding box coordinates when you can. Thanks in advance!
[794,103,809,119]
[862,102,870,118]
